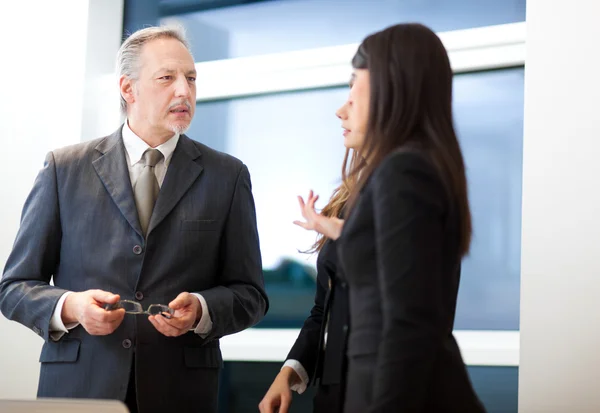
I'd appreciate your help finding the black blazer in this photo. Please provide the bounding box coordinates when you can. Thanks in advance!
[337,150,485,413]
[286,239,349,387]
[0,128,268,413]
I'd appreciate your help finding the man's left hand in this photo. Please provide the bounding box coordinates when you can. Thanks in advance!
[148,292,201,337]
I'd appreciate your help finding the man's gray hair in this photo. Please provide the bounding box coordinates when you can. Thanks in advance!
[116,25,192,114]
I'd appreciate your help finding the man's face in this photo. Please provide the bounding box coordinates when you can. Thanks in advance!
[121,37,197,138]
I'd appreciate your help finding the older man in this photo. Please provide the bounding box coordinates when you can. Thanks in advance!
[0,26,268,413]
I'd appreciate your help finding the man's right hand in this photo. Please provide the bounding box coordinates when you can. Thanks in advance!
[258,367,299,413]
[62,289,125,335]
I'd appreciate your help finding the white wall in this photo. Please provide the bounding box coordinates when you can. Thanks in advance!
[81,1,126,141]
[0,0,123,399]
[519,0,600,412]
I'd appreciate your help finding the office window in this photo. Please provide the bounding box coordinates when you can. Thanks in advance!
[162,0,526,61]
[453,68,524,330]
[188,67,524,330]
[217,362,517,413]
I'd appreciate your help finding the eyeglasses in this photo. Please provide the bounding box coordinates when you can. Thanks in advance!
[104,300,174,319]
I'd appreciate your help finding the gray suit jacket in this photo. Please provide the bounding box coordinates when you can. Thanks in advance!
[0,127,268,413]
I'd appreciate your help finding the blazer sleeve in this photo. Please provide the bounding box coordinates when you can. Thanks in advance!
[285,250,330,381]
[368,152,448,412]
[198,164,269,340]
[0,152,68,342]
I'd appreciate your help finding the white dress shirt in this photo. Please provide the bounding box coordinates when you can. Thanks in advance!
[283,359,310,394]
[49,121,213,341]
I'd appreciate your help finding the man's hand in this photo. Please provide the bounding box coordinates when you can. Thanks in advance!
[258,367,300,413]
[62,289,125,335]
[148,292,201,337]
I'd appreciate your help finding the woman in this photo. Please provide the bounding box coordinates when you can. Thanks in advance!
[288,23,486,413]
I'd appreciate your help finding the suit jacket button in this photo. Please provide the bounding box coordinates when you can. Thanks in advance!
[135,291,144,301]
[133,245,143,255]
[122,339,132,349]
[343,325,349,333]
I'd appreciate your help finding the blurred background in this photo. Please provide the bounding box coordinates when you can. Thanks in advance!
[3,1,600,412]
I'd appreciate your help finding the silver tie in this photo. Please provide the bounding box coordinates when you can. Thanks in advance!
[134,149,164,236]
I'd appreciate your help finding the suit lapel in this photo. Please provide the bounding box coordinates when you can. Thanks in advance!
[147,134,203,236]
[92,128,144,238]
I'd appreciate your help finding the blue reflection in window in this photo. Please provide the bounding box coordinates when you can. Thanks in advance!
[453,68,524,330]
[188,67,524,330]
[162,0,525,61]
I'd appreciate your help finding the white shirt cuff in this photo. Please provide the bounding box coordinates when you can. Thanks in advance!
[283,359,309,394]
[191,293,213,338]
[49,291,80,341]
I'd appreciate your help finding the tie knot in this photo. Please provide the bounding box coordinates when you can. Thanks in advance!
[142,149,164,167]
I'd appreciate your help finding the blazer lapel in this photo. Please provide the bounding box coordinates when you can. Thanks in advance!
[92,127,144,238]
[147,134,203,236]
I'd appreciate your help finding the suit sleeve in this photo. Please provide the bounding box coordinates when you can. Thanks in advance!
[285,251,330,382]
[198,164,269,340]
[0,152,68,342]
[369,153,447,412]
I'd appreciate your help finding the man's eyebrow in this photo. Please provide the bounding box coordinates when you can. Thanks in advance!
[152,68,175,76]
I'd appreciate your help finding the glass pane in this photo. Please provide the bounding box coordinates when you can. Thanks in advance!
[188,67,524,330]
[453,69,524,330]
[162,0,526,61]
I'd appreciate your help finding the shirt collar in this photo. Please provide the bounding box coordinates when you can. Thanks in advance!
[122,121,180,167]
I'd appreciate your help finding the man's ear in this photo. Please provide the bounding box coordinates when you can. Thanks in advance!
[119,75,135,106]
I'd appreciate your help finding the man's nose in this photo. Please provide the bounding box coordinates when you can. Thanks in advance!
[174,76,191,98]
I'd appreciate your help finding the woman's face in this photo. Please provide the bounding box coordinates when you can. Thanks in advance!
[336,69,370,151]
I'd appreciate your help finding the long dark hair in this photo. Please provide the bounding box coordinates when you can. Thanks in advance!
[345,23,472,257]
